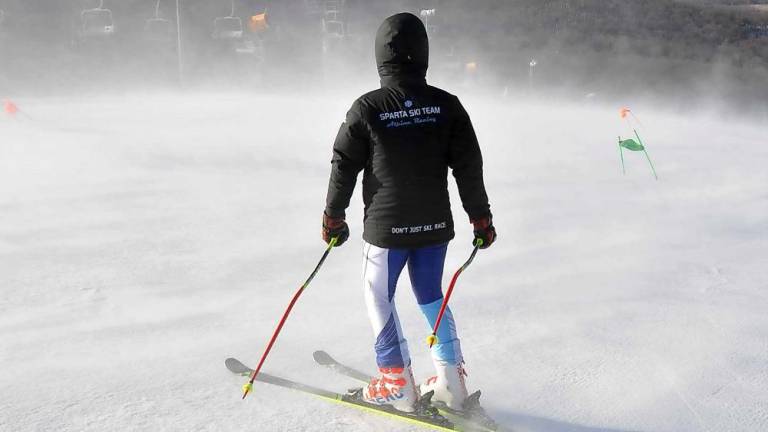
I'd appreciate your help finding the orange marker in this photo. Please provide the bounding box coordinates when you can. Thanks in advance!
[620,107,630,119]
[3,99,18,116]
[249,13,268,32]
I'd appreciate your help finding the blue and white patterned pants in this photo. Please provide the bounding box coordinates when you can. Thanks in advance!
[363,242,463,368]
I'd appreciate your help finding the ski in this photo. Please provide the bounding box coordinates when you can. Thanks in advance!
[312,350,499,432]
[225,357,457,431]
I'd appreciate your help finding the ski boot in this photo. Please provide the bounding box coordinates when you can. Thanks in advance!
[420,359,469,410]
[421,360,498,430]
[361,365,419,413]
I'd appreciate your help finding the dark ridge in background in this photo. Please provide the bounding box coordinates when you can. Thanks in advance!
[0,0,766,112]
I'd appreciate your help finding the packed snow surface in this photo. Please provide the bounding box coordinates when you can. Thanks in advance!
[1,92,766,432]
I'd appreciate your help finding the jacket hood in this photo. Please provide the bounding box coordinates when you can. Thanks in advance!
[375,13,429,85]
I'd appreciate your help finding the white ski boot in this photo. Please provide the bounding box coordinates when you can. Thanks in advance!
[363,366,418,413]
[420,360,469,410]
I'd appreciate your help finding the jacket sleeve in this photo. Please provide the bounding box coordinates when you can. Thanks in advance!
[324,100,370,219]
[447,97,491,221]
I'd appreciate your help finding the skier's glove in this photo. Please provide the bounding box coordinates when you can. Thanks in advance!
[471,215,496,249]
[322,212,349,247]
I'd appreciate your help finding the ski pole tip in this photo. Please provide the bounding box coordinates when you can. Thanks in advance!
[426,334,439,348]
[241,382,253,399]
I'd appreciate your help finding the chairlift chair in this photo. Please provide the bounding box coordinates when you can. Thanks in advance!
[213,1,243,40]
[325,10,340,21]
[324,0,342,14]
[81,1,115,38]
[146,17,172,37]
[305,0,322,15]
[323,19,344,38]
[145,0,172,38]
[213,16,243,39]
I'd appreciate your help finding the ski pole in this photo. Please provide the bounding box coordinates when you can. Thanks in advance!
[618,136,626,175]
[242,236,338,400]
[426,240,482,348]
[633,129,658,180]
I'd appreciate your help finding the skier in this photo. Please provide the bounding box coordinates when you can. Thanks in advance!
[321,12,496,413]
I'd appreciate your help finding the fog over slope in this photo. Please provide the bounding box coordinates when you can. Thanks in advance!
[1,0,767,112]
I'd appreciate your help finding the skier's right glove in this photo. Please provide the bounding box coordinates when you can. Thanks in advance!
[471,215,496,249]
[322,212,349,247]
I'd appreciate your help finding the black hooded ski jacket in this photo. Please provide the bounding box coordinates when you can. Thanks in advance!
[325,12,490,249]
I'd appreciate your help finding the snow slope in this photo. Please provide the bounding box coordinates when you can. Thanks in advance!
[1,92,766,432]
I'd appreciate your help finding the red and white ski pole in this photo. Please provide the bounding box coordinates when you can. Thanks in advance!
[426,240,482,348]
[241,237,338,400]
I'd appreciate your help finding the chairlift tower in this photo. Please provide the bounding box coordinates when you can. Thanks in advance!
[318,0,346,86]
[528,59,537,90]
[420,9,437,35]
[321,0,345,53]
[175,0,184,85]
[322,1,345,37]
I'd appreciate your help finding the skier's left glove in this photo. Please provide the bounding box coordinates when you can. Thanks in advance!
[471,215,496,249]
[322,212,349,247]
